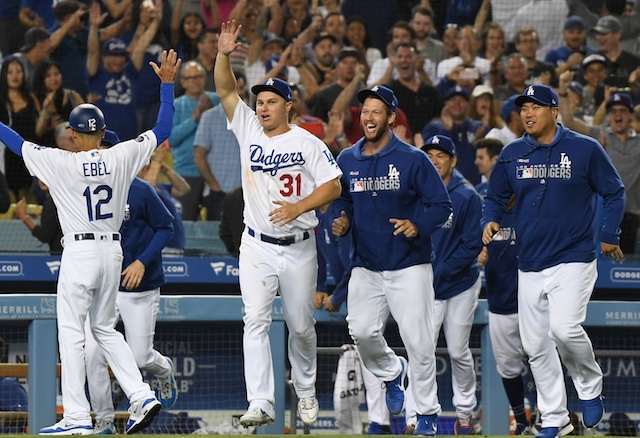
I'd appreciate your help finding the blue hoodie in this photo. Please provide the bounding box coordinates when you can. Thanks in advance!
[432,169,482,300]
[482,124,625,272]
[316,205,352,307]
[333,132,452,271]
[484,207,518,315]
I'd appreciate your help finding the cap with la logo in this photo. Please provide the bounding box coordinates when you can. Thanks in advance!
[421,134,457,157]
[251,77,293,102]
[515,84,559,108]
[605,93,633,111]
[357,85,398,113]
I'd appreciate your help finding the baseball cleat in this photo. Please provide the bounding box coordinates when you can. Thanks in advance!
[367,421,393,434]
[533,420,574,438]
[125,397,161,434]
[514,423,533,435]
[384,356,407,415]
[93,420,117,435]
[414,414,438,436]
[454,416,474,435]
[39,419,93,435]
[239,406,275,427]
[580,395,604,428]
[298,396,319,425]
[157,356,178,409]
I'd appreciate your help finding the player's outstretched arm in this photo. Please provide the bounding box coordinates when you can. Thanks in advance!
[0,122,27,157]
[150,49,182,145]
[214,20,242,122]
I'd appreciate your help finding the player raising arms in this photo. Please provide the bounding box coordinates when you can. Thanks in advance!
[214,21,342,428]
[0,49,181,436]
[482,84,625,438]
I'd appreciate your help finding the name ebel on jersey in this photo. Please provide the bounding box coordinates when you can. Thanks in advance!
[515,153,572,180]
[249,144,306,175]
[349,164,401,193]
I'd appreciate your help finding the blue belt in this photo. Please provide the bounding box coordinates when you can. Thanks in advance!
[247,227,310,246]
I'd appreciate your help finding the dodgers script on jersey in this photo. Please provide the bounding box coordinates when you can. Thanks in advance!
[21,133,158,235]
[229,101,342,234]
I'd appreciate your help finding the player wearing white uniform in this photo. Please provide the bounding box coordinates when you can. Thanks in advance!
[332,85,452,437]
[0,49,181,436]
[214,21,343,428]
[482,84,625,438]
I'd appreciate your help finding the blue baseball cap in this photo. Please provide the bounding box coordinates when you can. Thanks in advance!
[102,38,128,56]
[101,129,121,147]
[445,85,470,101]
[606,93,633,111]
[569,81,584,95]
[515,84,559,108]
[422,134,456,157]
[265,54,288,77]
[564,16,586,31]
[357,85,398,113]
[251,77,293,102]
[500,95,519,122]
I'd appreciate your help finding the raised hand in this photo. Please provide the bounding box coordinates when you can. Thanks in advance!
[150,49,181,82]
[219,20,243,56]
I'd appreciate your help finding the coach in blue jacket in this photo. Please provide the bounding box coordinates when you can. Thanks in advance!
[418,135,483,435]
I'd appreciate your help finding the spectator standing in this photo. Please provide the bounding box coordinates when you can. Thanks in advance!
[436,26,490,93]
[420,134,483,435]
[193,71,245,220]
[344,16,383,77]
[33,59,83,147]
[168,60,220,221]
[493,54,529,105]
[558,73,640,255]
[215,20,342,427]
[0,58,40,202]
[420,86,483,186]
[86,2,160,142]
[386,42,442,136]
[410,5,445,67]
[482,84,625,438]
[175,29,219,96]
[341,0,399,54]
[170,6,206,61]
[591,16,640,89]
[467,84,502,139]
[332,85,451,436]
[579,54,608,121]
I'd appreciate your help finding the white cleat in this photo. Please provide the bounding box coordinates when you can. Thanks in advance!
[298,396,319,425]
[39,420,93,435]
[239,406,275,427]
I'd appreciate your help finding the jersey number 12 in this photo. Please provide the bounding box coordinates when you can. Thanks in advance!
[83,185,114,221]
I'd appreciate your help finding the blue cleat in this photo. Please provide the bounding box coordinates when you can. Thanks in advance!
[384,356,407,415]
[534,420,574,438]
[367,421,392,434]
[413,414,438,436]
[157,357,178,409]
[580,395,604,428]
[125,397,161,434]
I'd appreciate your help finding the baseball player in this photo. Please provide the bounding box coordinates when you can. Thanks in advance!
[332,85,452,436]
[84,131,178,435]
[482,84,625,438]
[0,49,181,435]
[417,135,483,435]
[479,194,531,435]
[214,21,343,428]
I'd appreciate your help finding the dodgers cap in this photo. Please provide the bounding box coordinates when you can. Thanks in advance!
[251,77,293,102]
[564,15,586,31]
[445,85,470,101]
[515,84,559,108]
[101,130,121,147]
[422,134,456,157]
[357,85,398,113]
[606,93,633,111]
[500,95,519,122]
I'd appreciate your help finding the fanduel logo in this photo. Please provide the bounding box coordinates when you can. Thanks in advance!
[249,145,305,175]
[210,262,225,275]
[46,261,61,275]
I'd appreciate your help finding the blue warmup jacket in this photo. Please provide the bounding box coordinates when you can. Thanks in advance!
[432,169,482,300]
[316,206,352,308]
[333,132,452,271]
[484,208,518,315]
[120,178,174,292]
[482,124,625,272]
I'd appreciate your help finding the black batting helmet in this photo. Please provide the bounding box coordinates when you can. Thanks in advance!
[67,104,106,133]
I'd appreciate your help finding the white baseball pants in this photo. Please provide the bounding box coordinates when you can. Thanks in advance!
[518,261,602,428]
[347,264,441,417]
[239,233,318,417]
[85,288,171,421]
[433,277,481,419]
[488,312,526,379]
[57,238,154,425]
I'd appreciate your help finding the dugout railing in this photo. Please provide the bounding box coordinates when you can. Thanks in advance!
[2,294,640,435]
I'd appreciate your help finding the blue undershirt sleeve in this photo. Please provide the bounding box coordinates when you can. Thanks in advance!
[151,83,175,145]
[0,123,25,157]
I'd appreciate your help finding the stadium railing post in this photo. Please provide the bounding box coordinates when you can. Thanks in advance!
[28,319,58,434]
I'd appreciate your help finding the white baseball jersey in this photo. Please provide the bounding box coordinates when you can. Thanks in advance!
[229,101,342,235]
[21,132,157,234]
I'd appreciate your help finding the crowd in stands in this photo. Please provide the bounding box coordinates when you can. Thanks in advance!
[1,0,640,252]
